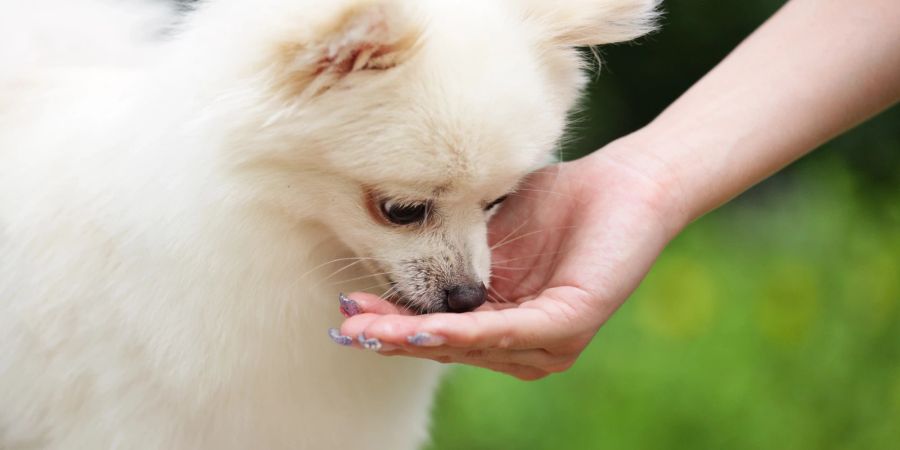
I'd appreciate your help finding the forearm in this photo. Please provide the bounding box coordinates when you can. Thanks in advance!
[603,0,900,225]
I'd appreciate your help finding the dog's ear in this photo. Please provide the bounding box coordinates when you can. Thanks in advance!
[278,1,421,97]
[517,0,660,47]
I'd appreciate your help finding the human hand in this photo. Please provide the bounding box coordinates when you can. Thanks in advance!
[337,140,687,380]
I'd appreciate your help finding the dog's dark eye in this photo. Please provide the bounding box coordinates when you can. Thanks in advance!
[381,200,430,226]
[484,195,508,211]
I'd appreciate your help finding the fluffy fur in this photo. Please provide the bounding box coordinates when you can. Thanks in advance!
[0,0,657,448]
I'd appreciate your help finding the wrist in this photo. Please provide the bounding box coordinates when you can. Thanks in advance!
[580,131,693,239]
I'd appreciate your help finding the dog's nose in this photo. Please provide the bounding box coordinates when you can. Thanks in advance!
[445,283,487,313]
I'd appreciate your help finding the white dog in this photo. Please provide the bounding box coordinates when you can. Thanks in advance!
[0,0,657,448]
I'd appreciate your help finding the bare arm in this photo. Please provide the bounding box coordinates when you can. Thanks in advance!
[606,0,900,226]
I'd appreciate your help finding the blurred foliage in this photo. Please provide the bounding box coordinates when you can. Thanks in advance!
[428,159,900,450]
[428,1,899,449]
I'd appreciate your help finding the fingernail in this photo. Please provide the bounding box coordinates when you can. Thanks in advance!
[407,332,446,347]
[328,328,353,346]
[358,332,383,352]
[339,293,361,317]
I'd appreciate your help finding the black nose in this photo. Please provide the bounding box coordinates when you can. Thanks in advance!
[445,283,487,313]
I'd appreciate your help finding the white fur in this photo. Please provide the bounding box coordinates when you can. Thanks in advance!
[0,0,657,448]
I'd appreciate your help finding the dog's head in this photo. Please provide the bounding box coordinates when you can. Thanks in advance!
[205,0,658,313]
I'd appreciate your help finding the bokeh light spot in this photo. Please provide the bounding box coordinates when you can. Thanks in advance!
[755,262,821,347]
[635,257,718,340]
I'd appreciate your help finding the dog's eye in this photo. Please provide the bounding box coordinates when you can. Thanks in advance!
[381,200,430,226]
[484,195,508,212]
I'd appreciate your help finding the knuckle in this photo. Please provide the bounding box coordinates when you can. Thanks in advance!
[457,330,480,347]
[464,349,485,359]
[496,335,515,349]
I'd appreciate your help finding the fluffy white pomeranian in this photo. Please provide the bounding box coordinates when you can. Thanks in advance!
[0,0,657,448]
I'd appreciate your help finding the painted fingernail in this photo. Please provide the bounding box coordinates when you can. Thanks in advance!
[328,328,353,346]
[358,332,383,352]
[407,332,446,347]
[339,293,361,317]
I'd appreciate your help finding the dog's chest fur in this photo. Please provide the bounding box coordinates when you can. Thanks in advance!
[0,134,444,448]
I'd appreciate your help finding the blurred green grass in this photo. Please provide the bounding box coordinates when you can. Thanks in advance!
[426,0,899,446]
[427,158,900,450]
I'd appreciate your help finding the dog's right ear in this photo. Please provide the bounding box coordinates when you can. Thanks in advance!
[276,1,422,98]
[516,0,660,47]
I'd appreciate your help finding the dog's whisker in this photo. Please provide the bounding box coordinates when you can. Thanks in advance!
[356,280,393,293]
[492,260,558,271]
[492,250,563,265]
[300,256,392,279]
[489,219,531,251]
[330,270,398,285]
[321,259,369,282]
[490,226,577,251]
[489,273,515,282]
[489,265,530,271]
[380,284,399,298]
[510,187,574,199]
[380,284,402,302]
[492,259,559,270]
[487,286,512,304]
[300,257,359,279]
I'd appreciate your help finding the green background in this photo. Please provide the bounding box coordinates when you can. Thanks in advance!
[427,1,900,449]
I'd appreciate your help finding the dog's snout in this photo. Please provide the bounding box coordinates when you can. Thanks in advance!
[445,283,487,313]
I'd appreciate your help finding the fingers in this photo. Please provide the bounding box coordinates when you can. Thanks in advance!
[334,287,596,379]
[340,309,536,350]
[337,308,577,375]
[342,286,593,351]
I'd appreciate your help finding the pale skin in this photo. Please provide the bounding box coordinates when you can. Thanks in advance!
[339,0,900,380]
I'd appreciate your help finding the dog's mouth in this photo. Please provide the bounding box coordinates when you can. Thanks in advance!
[371,275,447,315]
[357,261,449,315]
[380,278,434,315]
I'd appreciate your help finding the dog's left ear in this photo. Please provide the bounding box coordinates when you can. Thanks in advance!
[516,0,660,47]
[278,1,421,97]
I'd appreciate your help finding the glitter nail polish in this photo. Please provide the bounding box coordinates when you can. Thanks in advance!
[338,293,361,317]
[407,332,446,347]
